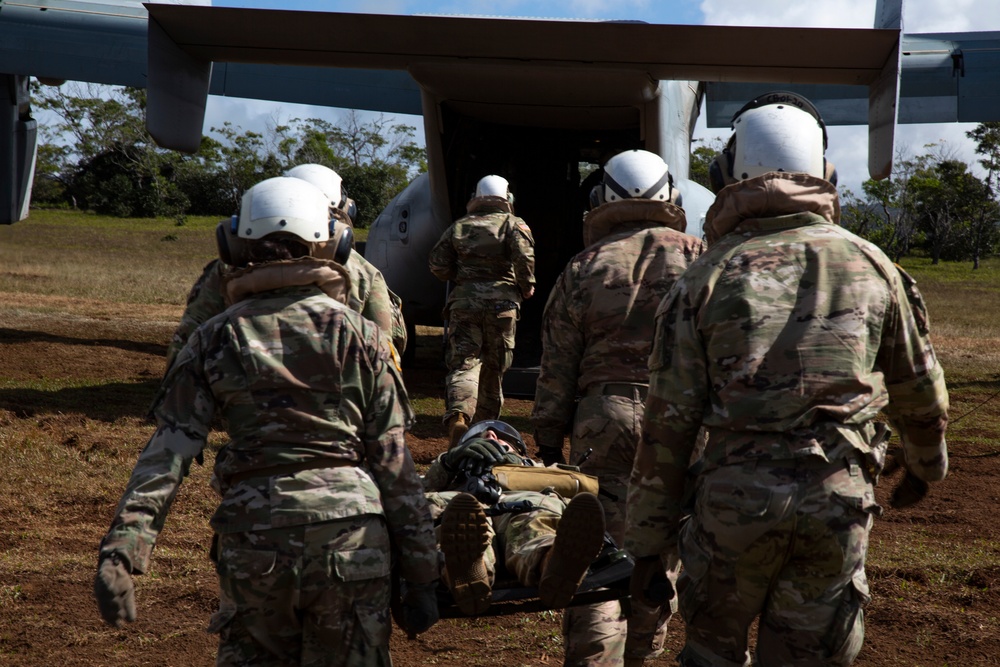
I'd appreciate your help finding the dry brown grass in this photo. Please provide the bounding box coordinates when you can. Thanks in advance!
[1,212,999,666]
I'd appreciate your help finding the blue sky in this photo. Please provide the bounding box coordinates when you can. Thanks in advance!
[188,0,1000,196]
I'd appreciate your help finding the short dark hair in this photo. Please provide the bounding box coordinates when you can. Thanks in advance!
[247,235,311,263]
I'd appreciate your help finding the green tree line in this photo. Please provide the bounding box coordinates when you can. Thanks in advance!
[690,123,1000,268]
[30,84,427,227]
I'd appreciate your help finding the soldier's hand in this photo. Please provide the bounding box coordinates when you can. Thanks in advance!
[401,580,440,637]
[443,439,508,476]
[890,471,930,510]
[629,555,674,609]
[538,445,566,466]
[94,552,136,627]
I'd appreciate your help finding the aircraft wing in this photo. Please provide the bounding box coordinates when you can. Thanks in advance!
[706,31,1000,127]
[141,4,902,179]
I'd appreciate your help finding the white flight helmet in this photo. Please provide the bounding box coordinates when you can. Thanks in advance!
[475,174,513,202]
[216,176,353,267]
[285,163,357,224]
[726,91,828,186]
[238,176,331,242]
[591,149,677,207]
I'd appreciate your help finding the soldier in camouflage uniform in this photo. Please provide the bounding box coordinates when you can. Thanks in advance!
[625,92,950,667]
[428,175,536,446]
[421,420,607,615]
[94,176,439,666]
[164,164,407,372]
[531,150,704,667]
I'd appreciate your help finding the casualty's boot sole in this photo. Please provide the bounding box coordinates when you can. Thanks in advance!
[439,492,493,615]
[538,492,606,609]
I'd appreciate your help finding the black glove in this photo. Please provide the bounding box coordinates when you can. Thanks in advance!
[94,552,136,627]
[538,445,566,466]
[401,580,439,637]
[629,555,674,609]
[443,439,510,476]
[890,471,930,509]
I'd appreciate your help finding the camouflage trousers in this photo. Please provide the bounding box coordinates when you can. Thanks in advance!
[443,305,517,423]
[677,456,878,667]
[425,489,567,587]
[209,515,393,667]
[564,390,677,667]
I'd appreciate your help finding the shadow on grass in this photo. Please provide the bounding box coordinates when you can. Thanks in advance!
[0,327,169,357]
[0,380,160,421]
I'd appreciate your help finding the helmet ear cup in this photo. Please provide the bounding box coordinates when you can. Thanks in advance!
[313,220,355,265]
[215,220,233,266]
[825,159,838,186]
[333,223,354,265]
[708,141,736,194]
[216,216,254,267]
[588,184,603,209]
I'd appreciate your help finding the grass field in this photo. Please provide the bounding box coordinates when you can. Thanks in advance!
[1,209,998,666]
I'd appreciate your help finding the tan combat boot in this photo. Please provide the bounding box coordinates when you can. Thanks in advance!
[439,492,493,615]
[538,492,606,608]
[447,412,470,449]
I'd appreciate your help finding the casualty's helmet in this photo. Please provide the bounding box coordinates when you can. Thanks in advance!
[216,176,353,267]
[709,91,835,192]
[459,419,527,455]
[590,149,678,208]
[285,163,358,225]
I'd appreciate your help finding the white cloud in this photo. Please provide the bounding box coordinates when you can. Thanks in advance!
[700,0,873,28]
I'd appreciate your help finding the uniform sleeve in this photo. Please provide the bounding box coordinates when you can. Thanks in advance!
[507,216,536,294]
[100,341,216,573]
[361,329,439,584]
[165,260,227,372]
[428,226,458,283]
[625,280,708,557]
[359,269,395,338]
[531,266,583,449]
[878,266,949,482]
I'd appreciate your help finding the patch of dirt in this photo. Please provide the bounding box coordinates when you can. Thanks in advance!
[1,306,999,666]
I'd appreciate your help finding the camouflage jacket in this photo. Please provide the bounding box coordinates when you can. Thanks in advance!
[101,257,437,584]
[165,251,406,372]
[626,173,949,557]
[428,202,535,310]
[531,199,705,449]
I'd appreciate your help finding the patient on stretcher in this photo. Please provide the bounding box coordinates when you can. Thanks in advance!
[421,420,610,615]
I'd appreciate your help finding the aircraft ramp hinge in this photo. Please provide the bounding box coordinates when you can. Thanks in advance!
[951,50,965,77]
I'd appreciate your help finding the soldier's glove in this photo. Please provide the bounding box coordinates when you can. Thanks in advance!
[629,555,674,609]
[401,580,440,637]
[443,439,509,477]
[538,445,566,467]
[94,552,136,627]
[890,471,930,510]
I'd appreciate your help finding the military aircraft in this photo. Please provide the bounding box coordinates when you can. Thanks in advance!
[3,0,999,377]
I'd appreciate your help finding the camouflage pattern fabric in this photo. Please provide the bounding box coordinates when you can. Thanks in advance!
[165,250,407,372]
[626,173,949,665]
[677,457,875,666]
[562,392,680,667]
[211,516,393,667]
[531,199,703,449]
[429,204,535,422]
[443,306,517,422]
[530,198,701,666]
[99,257,437,661]
[424,488,566,589]
[422,444,573,589]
